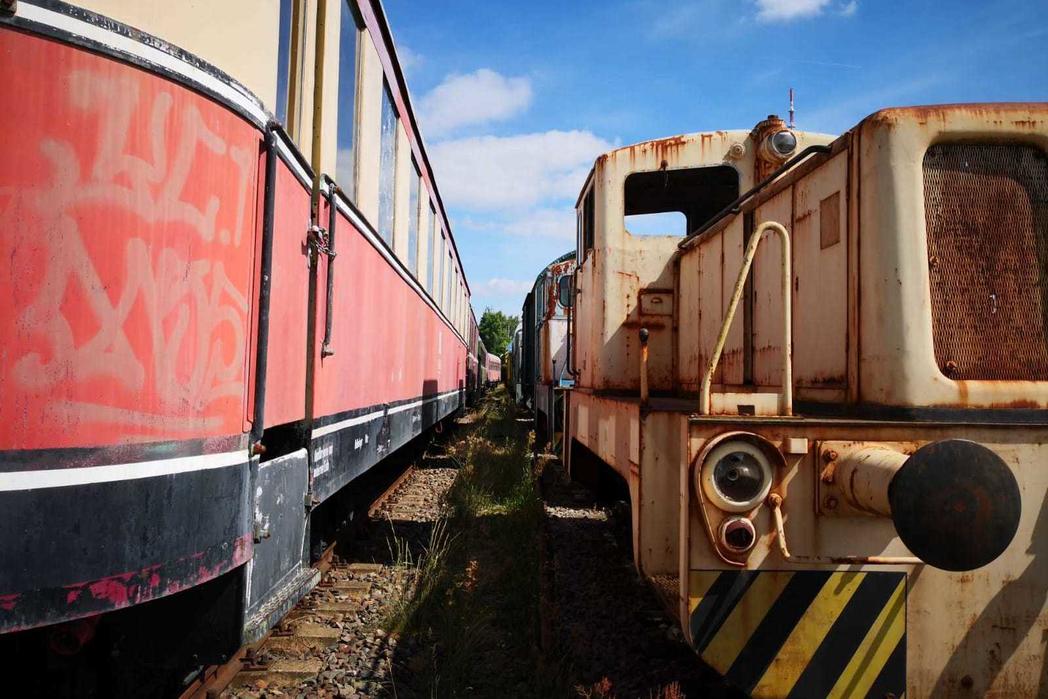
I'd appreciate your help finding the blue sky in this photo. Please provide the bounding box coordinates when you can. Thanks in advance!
[383,0,1048,317]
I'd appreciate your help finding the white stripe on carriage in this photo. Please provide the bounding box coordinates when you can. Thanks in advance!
[0,449,246,492]
[312,409,386,438]
[18,3,269,127]
[275,136,312,186]
[311,389,462,439]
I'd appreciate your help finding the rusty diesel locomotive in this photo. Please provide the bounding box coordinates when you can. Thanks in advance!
[560,106,1048,697]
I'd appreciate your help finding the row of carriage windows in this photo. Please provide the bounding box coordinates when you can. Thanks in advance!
[276,0,468,335]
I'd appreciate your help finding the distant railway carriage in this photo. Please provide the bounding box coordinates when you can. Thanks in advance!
[0,0,479,682]
[559,107,1048,696]
[467,308,482,405]
[484,352,502,387]
[520,252,576,445]
[509,324,523,401]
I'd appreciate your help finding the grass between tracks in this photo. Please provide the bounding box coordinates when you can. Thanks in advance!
[384,386,566,697]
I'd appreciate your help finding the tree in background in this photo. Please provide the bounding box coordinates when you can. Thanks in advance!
[478,308,518,356]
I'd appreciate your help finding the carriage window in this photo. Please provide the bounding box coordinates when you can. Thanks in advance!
[438,230,447,307]
[378,80,398,245]
[427,204,436,293]
[407,162,420,276]
[334,1,362,198]
[624,166,739,236]
[275,0,295,127]
[445,251,453,310]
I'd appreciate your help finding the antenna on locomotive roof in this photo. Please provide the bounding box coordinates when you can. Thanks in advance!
[788,88,796,128]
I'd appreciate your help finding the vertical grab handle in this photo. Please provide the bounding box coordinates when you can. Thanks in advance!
[639,327,650,409]
[699,221,792,416]
[321,179,337,357]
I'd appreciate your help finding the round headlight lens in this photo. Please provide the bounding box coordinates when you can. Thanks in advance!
[713,451,766,504]
[699,439,774,512]
[719,516,757,553]
[770,129,798,157]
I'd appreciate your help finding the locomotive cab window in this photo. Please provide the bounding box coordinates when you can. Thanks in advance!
[579,186,595,261]
[625,211,686,236]
[623,166,739,236]
[558,274,573,308]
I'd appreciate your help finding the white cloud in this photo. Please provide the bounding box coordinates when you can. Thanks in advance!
[840,1,858,16]
[463,207,577,240]
[755,0,831,21]
[428,130,614,210]
[476,278,535,297]
[420,69,532,136]
[397,44,423,75]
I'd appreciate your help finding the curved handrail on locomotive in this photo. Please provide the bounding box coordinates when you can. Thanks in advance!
[562,105,1048,697]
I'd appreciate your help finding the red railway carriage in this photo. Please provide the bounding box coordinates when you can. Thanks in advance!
[0,0,474,660]
[466,308,482,405]
[485,353,502,386]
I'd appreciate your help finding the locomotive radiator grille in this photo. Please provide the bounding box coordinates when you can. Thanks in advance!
[923,142,1048,380]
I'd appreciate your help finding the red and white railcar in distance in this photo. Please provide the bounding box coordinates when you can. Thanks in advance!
[0,0,475,674]
[485,352,502,387]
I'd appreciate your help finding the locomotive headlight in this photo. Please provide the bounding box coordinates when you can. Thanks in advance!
[769,129,798,158]
[700,440,773,512]
[719,516,757,553]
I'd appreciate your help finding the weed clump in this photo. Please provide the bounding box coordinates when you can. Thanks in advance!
[382,388,562,697]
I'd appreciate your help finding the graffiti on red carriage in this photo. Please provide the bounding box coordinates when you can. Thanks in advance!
[1,69,258,445]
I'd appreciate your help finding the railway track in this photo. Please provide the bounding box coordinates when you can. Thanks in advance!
[179,431,463,699]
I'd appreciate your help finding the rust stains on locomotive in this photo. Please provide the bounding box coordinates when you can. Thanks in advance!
[566,105,1048,697]
[544,258,575,317]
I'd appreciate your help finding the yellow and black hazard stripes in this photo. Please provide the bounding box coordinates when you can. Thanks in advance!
[687,570,906,698]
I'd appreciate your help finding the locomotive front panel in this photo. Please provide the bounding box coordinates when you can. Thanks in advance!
[678,105,1048,697]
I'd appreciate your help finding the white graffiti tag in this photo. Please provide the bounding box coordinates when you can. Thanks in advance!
[11,70,254,433]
